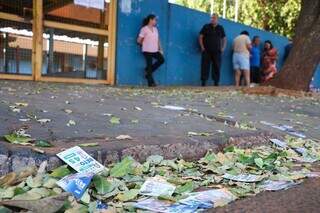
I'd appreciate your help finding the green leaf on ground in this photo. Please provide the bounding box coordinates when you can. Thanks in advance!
[79,143,99,147]
[146,155,164,165]
[93,175,113,195]
[26,176,42,188]
[50,166,71,178]
[254,158,264,169]
[110,117,120,125]
[175,181,195,194]
[4,134,32,145]
[35,140,53,147]
[110,157,134,177]
[116,189,139,202]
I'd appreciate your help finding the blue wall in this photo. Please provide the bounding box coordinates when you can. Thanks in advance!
[116,0,320,87]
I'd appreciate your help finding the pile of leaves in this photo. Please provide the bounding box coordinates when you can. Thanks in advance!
[0,136,319,213]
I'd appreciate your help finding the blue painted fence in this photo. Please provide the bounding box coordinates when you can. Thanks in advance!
[116,0,320,87]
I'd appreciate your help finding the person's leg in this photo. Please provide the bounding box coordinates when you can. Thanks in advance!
[235,69,241,87]
[211,52,222,86]
[201,51,211,86]
[233,53,241,86]
[143,52,155,87]
[243,70,251,87]
[239,54,250,86]
[151,52,165,72]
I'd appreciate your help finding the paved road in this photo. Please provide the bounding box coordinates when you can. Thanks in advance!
[0,80,319,143]
[213,178,320,213]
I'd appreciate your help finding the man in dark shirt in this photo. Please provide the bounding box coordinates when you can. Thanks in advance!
[199,13,227,86]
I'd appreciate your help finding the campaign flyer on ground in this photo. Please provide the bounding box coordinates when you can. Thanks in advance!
[57,146,105,174]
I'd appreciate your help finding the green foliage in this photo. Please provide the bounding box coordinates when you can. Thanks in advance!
[174,0,301,38]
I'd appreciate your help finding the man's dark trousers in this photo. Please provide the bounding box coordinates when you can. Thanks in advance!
[143,52,165,86]
[201,51,222,86]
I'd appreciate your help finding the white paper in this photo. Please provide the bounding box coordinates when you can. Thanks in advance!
[260,180,297,191]
[223,173,264,182]
[139,178,176,197]
[160,105,186,111]
[270,139,288,148]
[180,189,236,208]
[57,146,105,174]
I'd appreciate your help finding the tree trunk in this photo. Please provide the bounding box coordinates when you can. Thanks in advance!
[266,0,320,91]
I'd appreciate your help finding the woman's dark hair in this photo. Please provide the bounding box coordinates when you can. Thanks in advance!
[264,40,273,49]
[252,36,259,42]
[143,14,156,26]
[240,30,249,36]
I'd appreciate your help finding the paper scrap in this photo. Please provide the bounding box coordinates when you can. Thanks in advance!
[179,189,236,208]
[223,173,264,183]
[57,146,105,174]
[259,180,298,191]
[160,105,186,111]
[57,172,94,199]
[139,177,176,197]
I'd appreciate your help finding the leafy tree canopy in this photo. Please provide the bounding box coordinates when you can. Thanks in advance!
[174,0,301,38]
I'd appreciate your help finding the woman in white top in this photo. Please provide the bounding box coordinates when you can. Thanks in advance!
[137,14,164,87]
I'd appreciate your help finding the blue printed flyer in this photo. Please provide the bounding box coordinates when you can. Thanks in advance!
[57,172,94,199]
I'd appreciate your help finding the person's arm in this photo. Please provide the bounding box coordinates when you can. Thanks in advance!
[199,25,206,52]
[246,37,252,51]
[159,40,163,54]
[221,37,227,52]
[220,26,227,52]
[199,34,205,52]
[137,28,145,45]
[137,36,143,45]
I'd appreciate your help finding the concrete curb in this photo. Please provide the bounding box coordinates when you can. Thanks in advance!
[0,131,276,175]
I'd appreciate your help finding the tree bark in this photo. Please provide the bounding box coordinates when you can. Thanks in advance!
[266,0,320,91]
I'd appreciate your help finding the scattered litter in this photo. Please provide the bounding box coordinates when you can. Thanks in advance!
[57,172,94,199]
[259,180,298,191]
[235,122,257,130]
[67,120,76,126]
[160,105,186,111]
[32,148,45,154]
[188,132,213,137]
[179,189,236,208]
[134,198,198,213]
[15,102,28,107]
[261,121,306,138]
[116,135,133,140]
[19,118,31,122]
[139,177,176,197]
[102,113,112,117]
[223,174,264,183]
[134,106,143,111]
[9,105,21,113]
[270,138,288,148]
[57,146,105,174]
[64,109,73,114]
[304,172,320,178]
[37,118,51,124]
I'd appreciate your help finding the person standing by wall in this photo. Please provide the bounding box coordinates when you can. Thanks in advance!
[233,31,252,87]
[137,14,164,87]
[250,36,261,83]
[261,40,278,83]
[199,13,227,87]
